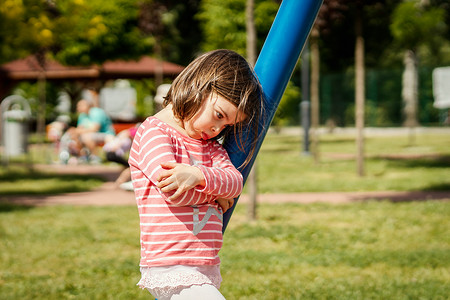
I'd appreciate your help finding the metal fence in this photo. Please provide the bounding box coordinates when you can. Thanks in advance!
[320,66,447,127]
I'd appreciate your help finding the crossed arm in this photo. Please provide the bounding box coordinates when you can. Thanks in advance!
[156,161,234,212]
[130,126,242,211]
[153,158,238,213]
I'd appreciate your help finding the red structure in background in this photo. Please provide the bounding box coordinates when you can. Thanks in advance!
[0,55,185,101]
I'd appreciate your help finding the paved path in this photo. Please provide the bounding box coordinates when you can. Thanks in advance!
[2,164,449,206]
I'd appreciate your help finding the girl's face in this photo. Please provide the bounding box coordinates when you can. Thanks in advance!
[183,93,247,140]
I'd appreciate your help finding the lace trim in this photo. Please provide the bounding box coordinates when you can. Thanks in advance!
[137,267,222,299]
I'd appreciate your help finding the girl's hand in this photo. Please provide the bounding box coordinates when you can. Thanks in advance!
[216,198,234,213]
[156,162,206,200]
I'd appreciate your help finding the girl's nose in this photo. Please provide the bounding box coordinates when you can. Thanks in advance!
[211,125,222,137]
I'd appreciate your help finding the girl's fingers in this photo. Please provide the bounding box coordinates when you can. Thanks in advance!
[169,188,183,201]
[157,174,175,188]
[216,198,234,213]
[156,169,173,182]
[160,181,177,193]
[160,161,178,169]
[169,183,192,200]
[223,201,231,212]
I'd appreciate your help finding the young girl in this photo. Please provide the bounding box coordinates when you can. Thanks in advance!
[129,49,263,300]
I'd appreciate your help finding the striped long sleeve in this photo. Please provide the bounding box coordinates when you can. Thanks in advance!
[129,117,243,267]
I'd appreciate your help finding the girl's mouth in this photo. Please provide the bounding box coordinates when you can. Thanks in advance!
[201,132,209,140]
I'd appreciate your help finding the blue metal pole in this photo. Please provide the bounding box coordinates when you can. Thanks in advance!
[223,0,323,231]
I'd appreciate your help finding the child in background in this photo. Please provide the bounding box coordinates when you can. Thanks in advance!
[129,49,263,299]
[103,125,138,187]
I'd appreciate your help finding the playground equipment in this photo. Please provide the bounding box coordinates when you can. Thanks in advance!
[223,0,323,231]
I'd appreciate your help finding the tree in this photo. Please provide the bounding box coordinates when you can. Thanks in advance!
[246,0,258,221]
[308,0,347,163]
[138,0,201,65]
[354,1,365,176]
[197,0,279,56]
[312,0,392,175]
[56,0,151,66]
[138,0,169,87]
[351,0,387,176]
[0,0,90,137]
[390,0,447,141]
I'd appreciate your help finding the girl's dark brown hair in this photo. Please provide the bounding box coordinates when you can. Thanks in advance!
[163,49,264,168]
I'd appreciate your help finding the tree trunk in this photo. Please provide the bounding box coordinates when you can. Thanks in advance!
[246,0,257,221]
[37,74,46,140]
[246,0,256,66]
[310,26,320,164]
[355,7,365,177]
[402,50,419,145]
[35,52,47,143]
[154,39,164,89]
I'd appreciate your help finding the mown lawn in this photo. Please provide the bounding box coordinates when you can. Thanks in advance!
[2,130,450,196]
[255,131,450,193]
[1,129,449,299]
[1,201,449,299]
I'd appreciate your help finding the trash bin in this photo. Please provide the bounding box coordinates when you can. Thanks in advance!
[1,95,31,157]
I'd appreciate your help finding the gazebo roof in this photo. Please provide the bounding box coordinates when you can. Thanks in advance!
[102,56,184,78]
[0,55,185,81]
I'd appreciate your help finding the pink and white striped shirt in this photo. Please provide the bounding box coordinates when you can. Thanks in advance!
[129,117,243,268]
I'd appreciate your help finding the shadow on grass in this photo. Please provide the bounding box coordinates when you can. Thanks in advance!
[0,169,105,182]
[264,136,354,153]
[0,169,106,196]
[422,183,450,191]
[352,190,450,203]
[0,202,34,213]
[377,154,450,169]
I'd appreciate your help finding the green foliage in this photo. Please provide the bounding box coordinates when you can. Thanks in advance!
[0,0,94,63]
[344,100,390,127]
[12,81,61,121]
[272,81,301,127]
[390,0,447,64]
[130,79,156,119]
[56,0,151,65]
[197,0,247,55]
[0,0,152,65]
[197,0,278,55]
[391,1,446,48]
[0,0,29,61]
[1,0,450,132]
[321,67,442,127]
[0,0,201,66]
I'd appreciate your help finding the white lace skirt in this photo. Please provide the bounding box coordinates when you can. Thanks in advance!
[138,265,222,300]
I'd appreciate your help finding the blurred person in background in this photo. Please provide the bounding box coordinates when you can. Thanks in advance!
[103,124,139,188]
[59,99,115,164]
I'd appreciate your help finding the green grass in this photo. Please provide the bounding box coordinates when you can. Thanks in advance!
[255,132,450,193]
[1,201,449,299]
[1,129,449,298]
[1,130,449,196]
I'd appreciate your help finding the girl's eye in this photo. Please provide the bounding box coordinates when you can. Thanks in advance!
[216,112,224,119]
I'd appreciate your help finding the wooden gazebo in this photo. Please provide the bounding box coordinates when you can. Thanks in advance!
[0,55,185,101]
